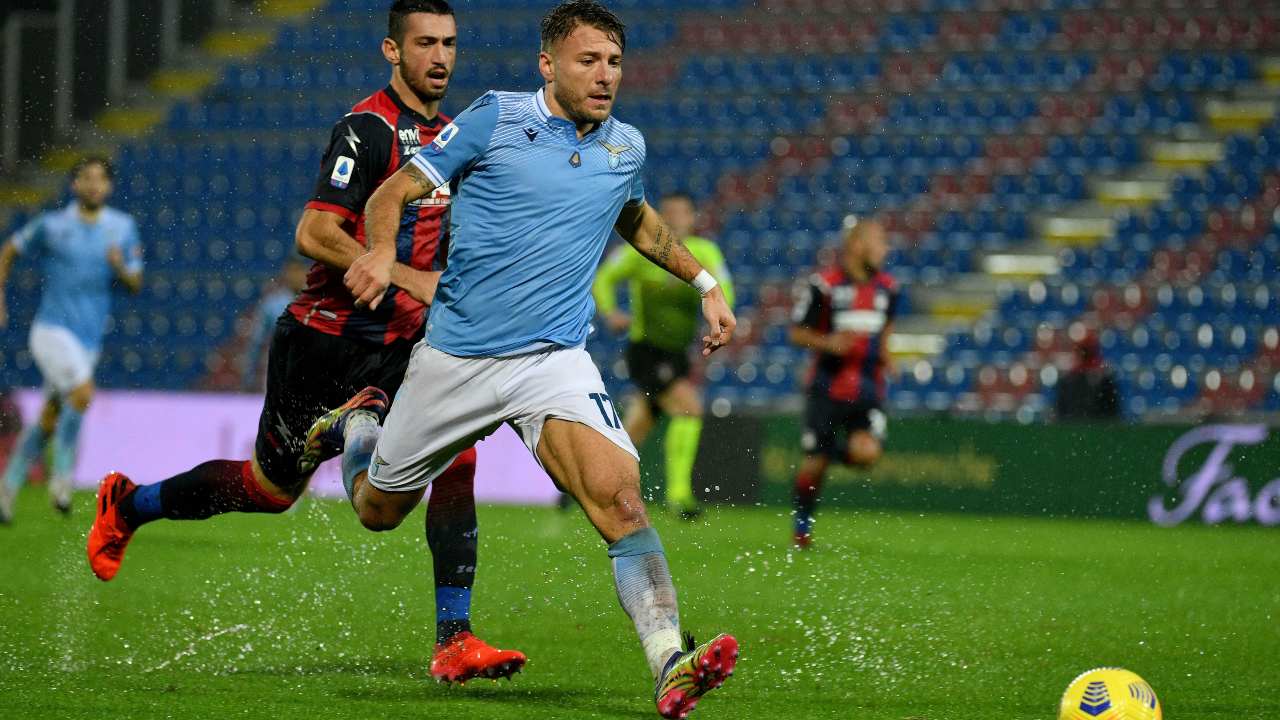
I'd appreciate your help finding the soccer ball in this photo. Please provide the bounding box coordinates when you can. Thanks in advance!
[1059,667,1162,720]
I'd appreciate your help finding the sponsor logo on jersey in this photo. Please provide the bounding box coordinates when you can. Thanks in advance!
[834,309,886,333]
[524,128,538,142]
[330,156,354,189]
[408,183,452,208]
[398,128,421,147]
[431,122,459,151]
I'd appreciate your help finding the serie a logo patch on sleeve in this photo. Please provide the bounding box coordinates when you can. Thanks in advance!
[330,156,354,189]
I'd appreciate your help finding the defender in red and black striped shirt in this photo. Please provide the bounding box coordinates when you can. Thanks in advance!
[88,0,526,684]
[788,217,898,548]
[290,83,452,344]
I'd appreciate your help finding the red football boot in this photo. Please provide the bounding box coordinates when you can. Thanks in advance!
[86,472,138,581]
[430,631,527,684]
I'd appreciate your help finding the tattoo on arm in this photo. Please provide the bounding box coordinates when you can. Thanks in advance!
[405,163,436,194]
[653,223,675,269]
[618,204,703,282]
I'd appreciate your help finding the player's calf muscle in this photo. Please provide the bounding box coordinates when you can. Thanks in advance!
[352,477,419,532]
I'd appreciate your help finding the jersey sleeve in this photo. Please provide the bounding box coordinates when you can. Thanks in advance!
[306,113,395,222]
[791,276,826,329]
[885,284,901,323]
[119,216,144,273]
[9,213,48,254]
[626,135,647,207]
[410,91,500,188]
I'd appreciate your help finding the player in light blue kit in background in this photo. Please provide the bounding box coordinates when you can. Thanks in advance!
[0,157,143,524]
[240,254,309,391]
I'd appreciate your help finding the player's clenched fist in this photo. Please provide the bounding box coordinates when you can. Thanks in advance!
[345,250,394,310]
[700,286,736,357]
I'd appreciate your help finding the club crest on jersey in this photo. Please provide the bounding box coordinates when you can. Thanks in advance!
[600,142,631,169]
[569,151,582,168]
[330,155,354,189]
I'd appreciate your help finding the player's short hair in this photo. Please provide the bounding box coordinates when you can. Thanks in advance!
[388,0,454,45]
[540,0,626,54]
[69,155,114,182]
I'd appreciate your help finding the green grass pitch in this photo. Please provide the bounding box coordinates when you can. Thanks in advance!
[1,491,1277,719]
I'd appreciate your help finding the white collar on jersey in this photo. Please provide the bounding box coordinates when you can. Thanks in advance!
[534,87,553,124]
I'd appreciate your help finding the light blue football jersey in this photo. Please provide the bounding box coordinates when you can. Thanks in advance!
[410,88,646,357]
[10,204,143,351]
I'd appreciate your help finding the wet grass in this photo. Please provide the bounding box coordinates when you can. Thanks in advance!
[1,492,1276,719]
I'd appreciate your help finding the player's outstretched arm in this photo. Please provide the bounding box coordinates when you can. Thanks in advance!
[296,209,440,304]
[346,163,439,309]
[790,325,853,356]
[615,202,736,355]
[107,245,143,294]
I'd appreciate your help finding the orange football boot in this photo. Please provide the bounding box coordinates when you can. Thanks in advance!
[86,472,138,581]
[430,631,527,684]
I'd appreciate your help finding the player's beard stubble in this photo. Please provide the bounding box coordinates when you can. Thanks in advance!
[552,83,612,128]
[401,62,449,104]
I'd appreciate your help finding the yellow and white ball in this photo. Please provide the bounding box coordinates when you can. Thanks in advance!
[1059,667,1162,720]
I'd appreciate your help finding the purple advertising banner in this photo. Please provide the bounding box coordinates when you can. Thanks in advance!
[14,389,560,505]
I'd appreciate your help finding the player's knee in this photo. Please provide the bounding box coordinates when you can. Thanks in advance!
[252,460,306,505]
[38,401,60,433]
[356,504,405,532]
[607,482,648,529]
[67,383,93,412]
[847,434,882,467]
[258,495,296,514]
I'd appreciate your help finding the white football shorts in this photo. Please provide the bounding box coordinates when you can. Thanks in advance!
[367,342,638,493]
[29,322,99,395]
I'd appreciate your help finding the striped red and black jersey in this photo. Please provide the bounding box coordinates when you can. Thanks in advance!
[792,266,900,403]
[288,86,452,345]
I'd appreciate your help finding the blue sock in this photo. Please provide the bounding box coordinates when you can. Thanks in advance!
[435,585,472,644]
[609,527,683,678]
[4,423,49,493]
[51,406,84,482]
[341,413,379,502]
[129,483,165,524]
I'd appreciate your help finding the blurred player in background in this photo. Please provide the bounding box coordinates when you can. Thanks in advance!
[592,192,733,519]
[325,2,739,716]
[0,157,143,524]
[1055,326,1121,421]
[789,216,897,549]
[86,0,526,683]
[240,253,309,391]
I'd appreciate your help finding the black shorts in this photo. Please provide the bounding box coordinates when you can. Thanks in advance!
[801,392,887,459]
[625,342,690,407]
[254,316,415,489]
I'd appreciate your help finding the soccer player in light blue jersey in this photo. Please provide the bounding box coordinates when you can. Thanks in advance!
[0,157,143,523]
[307,2,740,716]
